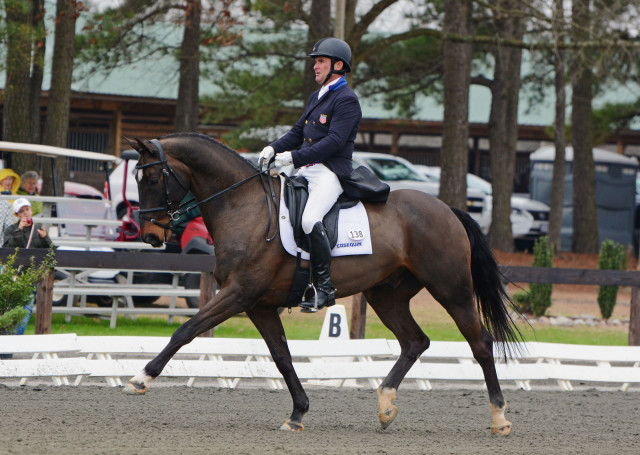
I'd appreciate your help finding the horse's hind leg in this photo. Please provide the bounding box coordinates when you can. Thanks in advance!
[427,274,511,435]
[443,301,512,435]
[363,277,429,429]
[246,306,309,432]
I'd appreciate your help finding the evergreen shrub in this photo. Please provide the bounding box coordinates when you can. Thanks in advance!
[530,236,553,317]
[0,249,56,333]
[597,239,626,320]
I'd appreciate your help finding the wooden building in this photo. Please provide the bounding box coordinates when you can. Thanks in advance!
[2,87,640,193]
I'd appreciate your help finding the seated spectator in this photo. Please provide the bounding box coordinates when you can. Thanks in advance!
[2,198,54,249]
[17,170,44,216]
[0,198,53,348]
[0,168,21,195]
[0,169,19,244]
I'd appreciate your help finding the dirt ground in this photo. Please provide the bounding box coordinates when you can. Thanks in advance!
[0,385,638,455]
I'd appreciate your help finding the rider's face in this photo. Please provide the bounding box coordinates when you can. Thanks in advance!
[313,57,331,85]
[313,57,343,86]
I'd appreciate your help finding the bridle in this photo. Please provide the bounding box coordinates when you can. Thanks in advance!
[135,139,279,242]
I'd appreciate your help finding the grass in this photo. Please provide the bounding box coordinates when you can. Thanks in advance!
[23,307,630,346]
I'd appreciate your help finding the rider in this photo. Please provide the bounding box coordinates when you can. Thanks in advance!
[259,37,360,312]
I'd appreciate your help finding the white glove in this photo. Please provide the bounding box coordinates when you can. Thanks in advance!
[275,151,293,167]
[259,145,275,162]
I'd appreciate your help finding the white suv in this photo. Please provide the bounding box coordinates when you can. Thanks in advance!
[416,165,550,244]
[352,152,490,233]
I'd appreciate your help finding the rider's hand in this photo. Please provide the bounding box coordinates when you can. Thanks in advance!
[275,151,293,167]
[259,146,275,162]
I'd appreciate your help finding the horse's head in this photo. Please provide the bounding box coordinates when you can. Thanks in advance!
[130,137,191,247]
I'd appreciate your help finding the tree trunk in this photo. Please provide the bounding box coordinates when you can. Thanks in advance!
[570,0,599,253]
[439,0,471,210]
[29,0,46,146]
[302,0,331,98]
[2,0,33,145]
[174,0,201,133]
[42,0,79,196]
[548,0,567,252]
[488,2,523,252]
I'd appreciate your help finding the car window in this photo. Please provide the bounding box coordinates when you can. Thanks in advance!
[365,158,427,182]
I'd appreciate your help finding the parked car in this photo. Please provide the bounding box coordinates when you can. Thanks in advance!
[241,150,490,232]
[61,181,104,199]
[415,165,550,247]
[352,152,490,233]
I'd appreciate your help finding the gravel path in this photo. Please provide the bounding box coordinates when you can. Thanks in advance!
[1,385,638,455]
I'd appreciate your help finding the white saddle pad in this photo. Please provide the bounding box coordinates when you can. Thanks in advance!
[278,181,373,260]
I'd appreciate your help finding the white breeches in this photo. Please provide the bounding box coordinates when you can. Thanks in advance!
[297,163,343,234]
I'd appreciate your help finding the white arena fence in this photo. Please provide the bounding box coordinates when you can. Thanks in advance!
[0,334,639,391]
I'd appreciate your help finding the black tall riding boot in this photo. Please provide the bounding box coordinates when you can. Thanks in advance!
[300,221,336,312]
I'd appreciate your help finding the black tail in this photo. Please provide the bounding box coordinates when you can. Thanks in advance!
[450,207,524,359]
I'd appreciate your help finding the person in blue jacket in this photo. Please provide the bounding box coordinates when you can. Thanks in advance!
[259,37,361,312]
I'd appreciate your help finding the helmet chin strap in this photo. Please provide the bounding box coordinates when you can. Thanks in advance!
[321,57,346,86]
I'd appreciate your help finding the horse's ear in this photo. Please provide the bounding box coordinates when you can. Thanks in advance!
[134,138,154,156]
[122,136,138,151]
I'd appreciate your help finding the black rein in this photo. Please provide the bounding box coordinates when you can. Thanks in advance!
[135,139,279,242]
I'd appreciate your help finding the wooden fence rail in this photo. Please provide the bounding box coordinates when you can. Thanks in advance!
[1,248,639,344]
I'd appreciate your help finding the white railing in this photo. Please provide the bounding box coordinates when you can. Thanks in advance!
[49,268,200,327]
[1,335,638,391]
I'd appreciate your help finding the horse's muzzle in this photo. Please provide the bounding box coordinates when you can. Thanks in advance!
[143,233,164,248]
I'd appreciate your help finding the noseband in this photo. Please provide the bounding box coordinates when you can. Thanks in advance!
[135,139,278,241]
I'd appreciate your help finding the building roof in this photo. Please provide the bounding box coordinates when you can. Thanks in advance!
[531,145,639,166]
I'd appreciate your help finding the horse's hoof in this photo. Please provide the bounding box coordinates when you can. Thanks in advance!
[378,405,398,429]
[489,402,511,436]
[123,381,148,395]
[377,387,398,429]
[280,419,304,431]
[491,421,512,436]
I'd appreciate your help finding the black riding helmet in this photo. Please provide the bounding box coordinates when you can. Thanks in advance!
[308,37,352,85]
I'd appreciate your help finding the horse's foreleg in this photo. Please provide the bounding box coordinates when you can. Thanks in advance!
[246,306,309,432]
[365,284,428,430]
[124,286,244,395]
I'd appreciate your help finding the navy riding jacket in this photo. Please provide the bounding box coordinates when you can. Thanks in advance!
[270,78,362,178]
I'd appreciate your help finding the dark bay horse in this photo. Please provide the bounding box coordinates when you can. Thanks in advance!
[125,133,522,435]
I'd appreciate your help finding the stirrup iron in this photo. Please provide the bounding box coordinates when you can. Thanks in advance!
[300,283,319,313]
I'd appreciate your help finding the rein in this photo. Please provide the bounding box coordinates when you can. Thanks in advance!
[136,139,279,242]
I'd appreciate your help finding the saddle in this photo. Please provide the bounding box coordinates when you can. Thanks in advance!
[283,175,358,252]
[281,166,390,308]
